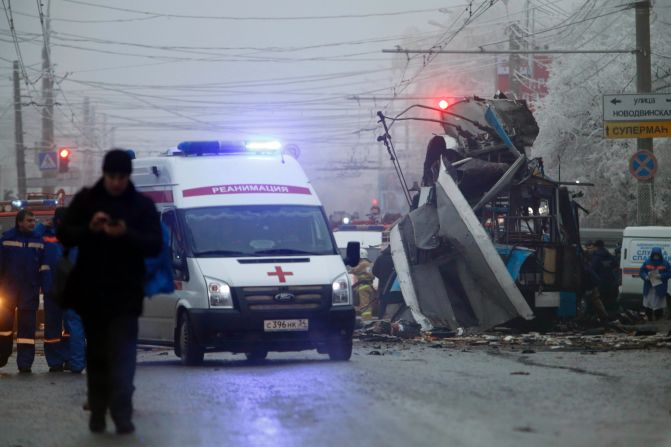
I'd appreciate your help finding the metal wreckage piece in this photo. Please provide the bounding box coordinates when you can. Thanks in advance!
[389,97,548,332]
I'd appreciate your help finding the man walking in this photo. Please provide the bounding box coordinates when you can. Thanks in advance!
[0,210,49,373]
[58,149,162,434]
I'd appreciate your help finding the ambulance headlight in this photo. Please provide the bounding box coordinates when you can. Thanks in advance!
[205,277,233,308]
[331,273,352,306]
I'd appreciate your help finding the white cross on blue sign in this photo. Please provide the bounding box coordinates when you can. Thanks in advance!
[629,150,657,181]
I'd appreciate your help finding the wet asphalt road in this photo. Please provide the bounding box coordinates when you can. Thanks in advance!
[1,341,671,447]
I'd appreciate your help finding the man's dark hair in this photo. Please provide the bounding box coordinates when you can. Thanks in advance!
[102,149,133,175]
[15,209,34,228]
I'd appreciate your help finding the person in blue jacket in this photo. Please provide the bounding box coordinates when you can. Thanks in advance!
[639,247,671,321]
[0,209,50,373]
[37,208,86,373]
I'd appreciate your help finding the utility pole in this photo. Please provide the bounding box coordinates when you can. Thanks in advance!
[13,61,27,197]
[40,1,55,192]
[508,23,524,99]
[635,1,653,225]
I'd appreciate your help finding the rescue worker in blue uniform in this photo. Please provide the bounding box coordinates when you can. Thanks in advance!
[38,208,86,373]
[0,209,49,373]
[639,247,671,321]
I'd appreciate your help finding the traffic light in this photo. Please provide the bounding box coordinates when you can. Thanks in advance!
[58,147,71,173]
[438,99,449,110]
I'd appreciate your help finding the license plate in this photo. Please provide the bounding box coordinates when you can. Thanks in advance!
[264,319,309,332]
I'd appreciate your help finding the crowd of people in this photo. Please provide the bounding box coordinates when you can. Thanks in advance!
[582,239,670,322]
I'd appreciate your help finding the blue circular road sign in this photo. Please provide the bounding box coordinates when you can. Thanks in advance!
[629,150,657,181]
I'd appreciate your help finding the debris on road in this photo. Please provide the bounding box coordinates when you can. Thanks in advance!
[355,318,671,353]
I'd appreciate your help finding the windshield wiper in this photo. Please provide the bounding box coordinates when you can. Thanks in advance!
[193,249,254,257]
[253,248,321,256]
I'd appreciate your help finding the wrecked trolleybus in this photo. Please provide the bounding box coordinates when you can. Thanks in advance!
[376,97,588,332]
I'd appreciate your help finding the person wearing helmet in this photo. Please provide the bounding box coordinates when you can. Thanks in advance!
[351,248,376,318]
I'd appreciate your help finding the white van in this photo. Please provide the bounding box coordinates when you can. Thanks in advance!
[131,141,359,364]
[619,226,671,308]
[333,223,389,262]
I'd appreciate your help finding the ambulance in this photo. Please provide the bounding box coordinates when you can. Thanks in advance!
[619,226,671,309]
[131,140,360,364]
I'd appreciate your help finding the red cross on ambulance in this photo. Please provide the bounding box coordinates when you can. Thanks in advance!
[267,266,294,283]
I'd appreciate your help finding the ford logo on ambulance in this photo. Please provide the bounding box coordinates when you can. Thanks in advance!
[274,292,295,302]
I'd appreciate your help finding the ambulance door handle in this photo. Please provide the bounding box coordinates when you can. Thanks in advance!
[623,248,627,260]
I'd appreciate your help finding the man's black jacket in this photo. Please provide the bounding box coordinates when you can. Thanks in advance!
[58,178,162,317]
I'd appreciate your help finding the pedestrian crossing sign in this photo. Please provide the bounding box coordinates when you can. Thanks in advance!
[38,151,58,171]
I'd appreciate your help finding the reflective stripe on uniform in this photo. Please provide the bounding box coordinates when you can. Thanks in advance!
[0,331,13,336]
[17,338,35,345]
[44,338,61,344]
[2,240,23,248]
[61,332,70,338]
[39,265,50,272]
[27,242,44,249]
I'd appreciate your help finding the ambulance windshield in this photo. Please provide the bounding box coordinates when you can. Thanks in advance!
[183,205,338,257]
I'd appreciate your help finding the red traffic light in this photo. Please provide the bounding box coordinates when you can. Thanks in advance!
[58,147,71,173]
[438,99,449,110]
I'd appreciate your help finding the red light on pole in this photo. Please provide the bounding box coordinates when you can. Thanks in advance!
[438,99,449,110]
[58,147,71,172]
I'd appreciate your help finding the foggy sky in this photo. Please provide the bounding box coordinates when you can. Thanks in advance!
[0,0,582,213]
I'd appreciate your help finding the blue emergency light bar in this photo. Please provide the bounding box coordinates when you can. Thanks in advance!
[177,140,283,156]
[11,199,59,209]
[337,224,386,232]
[245,141,282,151]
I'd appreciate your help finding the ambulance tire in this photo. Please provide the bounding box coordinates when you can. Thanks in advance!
[328,339,353,361]
[178,313,204,366]
[244,350,268,362]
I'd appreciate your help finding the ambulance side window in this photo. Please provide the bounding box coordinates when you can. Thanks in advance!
[161,210,188,281]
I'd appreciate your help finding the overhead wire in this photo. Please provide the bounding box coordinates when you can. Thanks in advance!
[1,0,32,89]
[60,0,457,21]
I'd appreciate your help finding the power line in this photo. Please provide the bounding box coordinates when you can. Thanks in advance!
[61,0,453,21]
[1,0,31,89]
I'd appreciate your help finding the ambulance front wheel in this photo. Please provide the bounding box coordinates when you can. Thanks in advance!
[178,313,204,366]
[328,338,353,361]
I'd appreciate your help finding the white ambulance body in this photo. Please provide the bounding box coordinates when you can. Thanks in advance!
[619,226,671,309]
[131,141,358,364]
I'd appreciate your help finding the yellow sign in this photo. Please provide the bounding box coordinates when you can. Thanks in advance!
[604,120,671,139]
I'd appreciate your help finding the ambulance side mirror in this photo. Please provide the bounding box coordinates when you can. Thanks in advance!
[171,250,189,281]
[344,241,360,267]
[172,256,186,271]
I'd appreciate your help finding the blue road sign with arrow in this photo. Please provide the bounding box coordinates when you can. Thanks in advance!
[629,150,657,181]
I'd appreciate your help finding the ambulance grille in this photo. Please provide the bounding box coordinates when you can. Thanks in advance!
[237,285,327,311]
